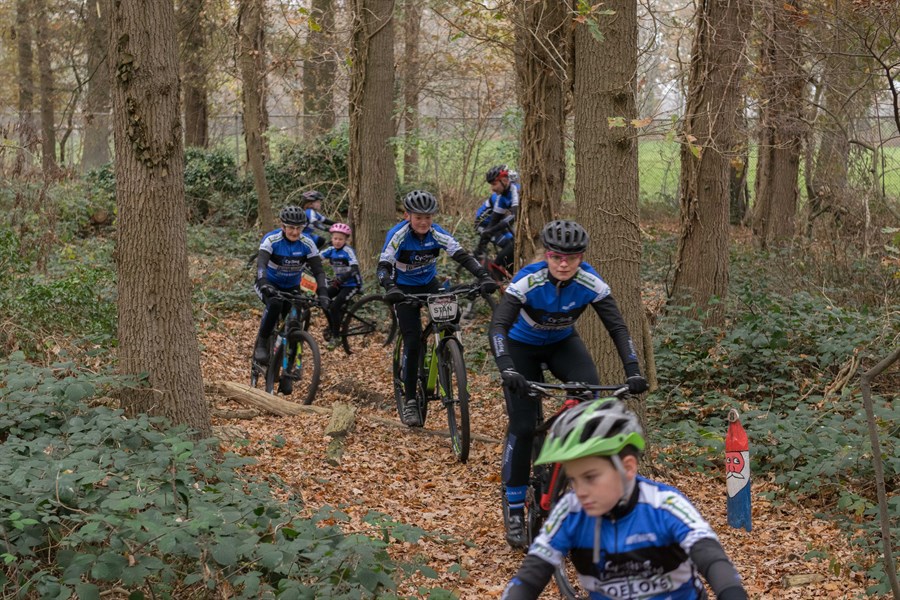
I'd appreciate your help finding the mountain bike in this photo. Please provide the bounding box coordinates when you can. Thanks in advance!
[518,381,629,599]
[391,283,487,463]
[249,290,323,405]
[339,293,398,355]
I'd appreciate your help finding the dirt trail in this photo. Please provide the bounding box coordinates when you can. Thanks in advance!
[201,313,875,599]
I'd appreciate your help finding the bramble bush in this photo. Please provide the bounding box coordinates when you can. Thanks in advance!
[0,228,117,358]
[266,130,350,217]
[0,355,454,599]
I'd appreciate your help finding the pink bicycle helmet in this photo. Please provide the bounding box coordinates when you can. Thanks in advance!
[329,223,352,236]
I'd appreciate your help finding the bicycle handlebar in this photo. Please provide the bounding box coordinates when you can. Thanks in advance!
[269,290,323,307]
[526,381,629,400]
[394,282,486,305]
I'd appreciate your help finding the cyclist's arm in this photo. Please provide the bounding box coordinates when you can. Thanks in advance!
[307,255,329,296]
[482,205,517,235]
[590,295,641,377]
[313,213,336,232]
[256,249,272,285]
[690,538,748,600]
[450,248,488,279]
[488,293,522,371]
[500,555,555,600]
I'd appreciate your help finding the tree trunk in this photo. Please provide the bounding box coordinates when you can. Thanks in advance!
[238,0,274,232]
[109,0,211,437]
[348,0,397,270]
[303,0,336,138]
[14,0,36,175]
[751,0,805,247]
[402,0,420,182]
[806,3,870,238]
[179,0,208,148]
[729,103,750,225]
[573,1,644,392]
[671,0,750,325]
[514,0,568,268]
[83,0,111,171]
[35,0,57,175]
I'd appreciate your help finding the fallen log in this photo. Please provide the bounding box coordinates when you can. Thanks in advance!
[205,380,502,445]
[205,381,330,417]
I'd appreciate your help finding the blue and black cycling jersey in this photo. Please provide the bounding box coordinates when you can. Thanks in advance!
[476,182,520,245]
[501,476,747,600]
[256,229,325,290]
[489,260,639,375]
[377,221,474,287]
[321,245,362,288]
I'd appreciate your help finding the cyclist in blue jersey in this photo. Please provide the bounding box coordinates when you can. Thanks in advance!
[320,222,362,344]
[300,190,335,249]
[253,206,331,393]
[502,399,747,600]
[489,220,648,548]
[378,190,500,426]
[475,165,519,272]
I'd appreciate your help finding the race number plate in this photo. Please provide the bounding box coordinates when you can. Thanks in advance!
[428,295,459,322]
[300,272,318,294]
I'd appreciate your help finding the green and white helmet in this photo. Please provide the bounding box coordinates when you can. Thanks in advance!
[535,399,645,466]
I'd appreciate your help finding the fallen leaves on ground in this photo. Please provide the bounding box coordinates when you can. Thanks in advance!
[200,312,877,599]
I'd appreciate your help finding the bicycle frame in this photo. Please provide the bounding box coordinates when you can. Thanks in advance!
[269,292,317,374]
[392,284,481,397]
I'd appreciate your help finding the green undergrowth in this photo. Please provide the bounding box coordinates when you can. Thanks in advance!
[0,355,457,599]
[645,236,899,597]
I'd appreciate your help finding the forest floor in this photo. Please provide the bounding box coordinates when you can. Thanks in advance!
[200,310,876,599]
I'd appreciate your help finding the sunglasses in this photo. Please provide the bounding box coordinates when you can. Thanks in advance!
[545,251,583,264]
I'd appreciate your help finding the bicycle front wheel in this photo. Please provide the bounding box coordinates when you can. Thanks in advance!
[440,338,470,463]
[265,336,282,395]
[284,330,322,405]
[341,294,397,355]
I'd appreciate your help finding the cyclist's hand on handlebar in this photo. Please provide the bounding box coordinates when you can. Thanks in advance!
[627,374,648,394]
[384,287,405,304]
[500,369,528,394]
[258,281,277,300]
[479,276,499,295]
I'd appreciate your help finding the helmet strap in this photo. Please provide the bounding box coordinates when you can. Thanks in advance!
[611,455,636,508]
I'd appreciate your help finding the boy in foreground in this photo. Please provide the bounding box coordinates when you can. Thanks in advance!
[502,399,747,600]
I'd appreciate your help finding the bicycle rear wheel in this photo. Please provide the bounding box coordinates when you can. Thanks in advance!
[341,294,397,355]
[440,338,470,462]
[284,330,322,405]
[549,469,589,600]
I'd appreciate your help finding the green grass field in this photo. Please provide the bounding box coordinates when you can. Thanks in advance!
[637,139,900,206]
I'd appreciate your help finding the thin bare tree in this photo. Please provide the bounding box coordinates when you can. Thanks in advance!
[238,0,274,231]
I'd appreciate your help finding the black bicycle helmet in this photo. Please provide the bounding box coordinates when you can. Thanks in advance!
[403,190,438,214]
[279,205,307,226]
[485,164,509,183]
[301,190,324,205]
[541,220,589,253]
